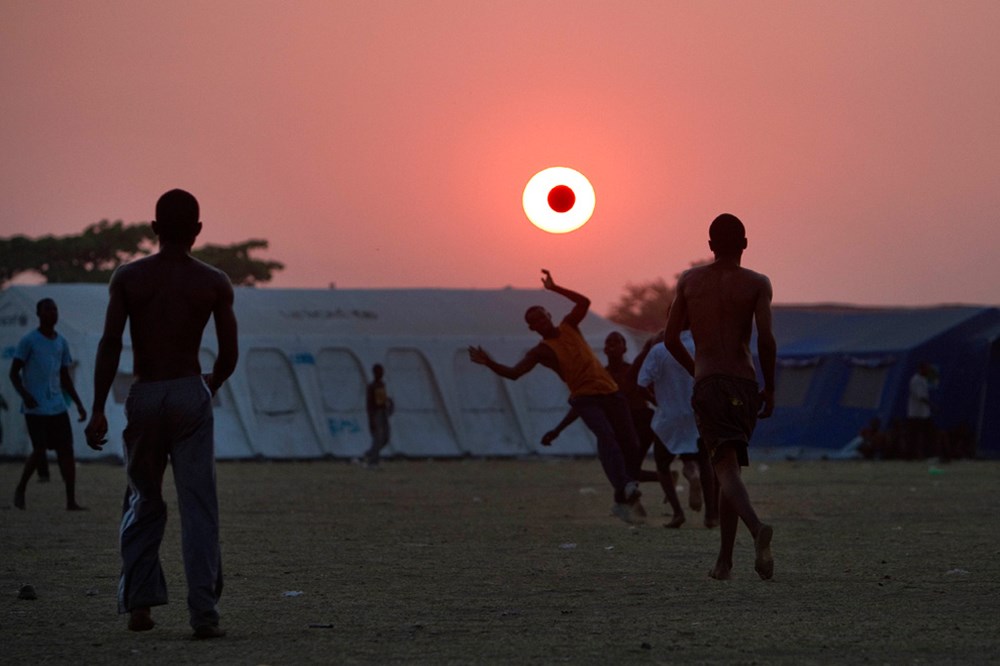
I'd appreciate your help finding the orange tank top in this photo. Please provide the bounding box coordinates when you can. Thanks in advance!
[541,322,619,399]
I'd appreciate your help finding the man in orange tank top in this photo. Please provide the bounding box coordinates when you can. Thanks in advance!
[468,270,644,523]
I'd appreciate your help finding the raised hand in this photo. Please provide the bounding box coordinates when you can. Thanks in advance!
[540,269,555,290]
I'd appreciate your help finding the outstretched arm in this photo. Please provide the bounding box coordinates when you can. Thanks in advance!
[541,408,578,446]
[541,269,590,327]
[468,345,540,380]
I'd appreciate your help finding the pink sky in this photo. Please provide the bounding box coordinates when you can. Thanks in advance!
[2,1,998,314]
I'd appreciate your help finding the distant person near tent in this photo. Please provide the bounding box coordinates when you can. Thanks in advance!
[663,213,775,581]
[468,269,646,524]
[9,297,88,511]
[905,362,937,459]
[854,418,892,460]
[363,363,393,468]
[84,189,238,639]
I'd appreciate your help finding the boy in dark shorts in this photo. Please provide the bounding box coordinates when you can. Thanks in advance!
[9,298,87,510]
[691,375,762,467]
[664,214,776,580]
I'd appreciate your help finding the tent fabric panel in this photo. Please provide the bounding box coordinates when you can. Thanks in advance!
[383,348,461,457]
[452,349,529,456]
[245,348,322,458]
[314,348,369,458]
[199,349,256,460]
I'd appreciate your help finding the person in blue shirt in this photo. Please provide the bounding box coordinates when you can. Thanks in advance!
[9,298,87,510]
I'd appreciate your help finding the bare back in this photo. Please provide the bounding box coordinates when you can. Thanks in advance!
[114,253,233,381]
[676,262,773,383]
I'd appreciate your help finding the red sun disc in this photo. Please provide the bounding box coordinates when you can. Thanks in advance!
[547,185,576,213]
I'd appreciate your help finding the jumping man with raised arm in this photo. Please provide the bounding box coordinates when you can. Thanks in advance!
[468,270,644,523]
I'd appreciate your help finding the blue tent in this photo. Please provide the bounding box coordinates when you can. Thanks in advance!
[752,305,1000,459]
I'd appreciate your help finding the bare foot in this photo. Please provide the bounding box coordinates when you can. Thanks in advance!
[128,607,155,632]
[754,524,774,580]
[14,489,26,510]
[709,562,732,580]
[664,514,686,529]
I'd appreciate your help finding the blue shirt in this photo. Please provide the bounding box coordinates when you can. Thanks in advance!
[13,329,72,416]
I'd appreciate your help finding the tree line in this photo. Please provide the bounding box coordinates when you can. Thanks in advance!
[2,220,702,333]
[0,220,283,288]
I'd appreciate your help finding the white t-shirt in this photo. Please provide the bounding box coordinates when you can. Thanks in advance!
[907,372,931,419]
[637,340,699,455]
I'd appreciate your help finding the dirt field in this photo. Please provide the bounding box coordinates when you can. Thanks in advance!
[2,457,998,665]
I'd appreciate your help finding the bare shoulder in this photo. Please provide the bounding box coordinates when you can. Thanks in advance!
[740,266,770,281]
[111,254,154,281]
[740,267,773,292]
[676,264,708,289]
[681,264,711,280]
[192,256,233,286]
[190,257,235,307]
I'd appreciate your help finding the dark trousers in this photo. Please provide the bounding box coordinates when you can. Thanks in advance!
[570,392,639,503]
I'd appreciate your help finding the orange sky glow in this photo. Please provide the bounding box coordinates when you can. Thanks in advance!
[2,1,998,314]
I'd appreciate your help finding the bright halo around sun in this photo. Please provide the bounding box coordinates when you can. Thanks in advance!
[522,167,596,234]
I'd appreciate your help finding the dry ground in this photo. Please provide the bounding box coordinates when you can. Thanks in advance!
[2,457,998,665]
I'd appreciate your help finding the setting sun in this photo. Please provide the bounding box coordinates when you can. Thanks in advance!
[521,167,596,234]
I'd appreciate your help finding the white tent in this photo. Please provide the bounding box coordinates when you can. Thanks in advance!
[0,284,644,461]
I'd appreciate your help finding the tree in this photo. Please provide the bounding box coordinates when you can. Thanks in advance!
[606,277,676,333]
[0,220,156,287]
[607,259,712,332]
[192,240,284,287]
[0,221,283,288]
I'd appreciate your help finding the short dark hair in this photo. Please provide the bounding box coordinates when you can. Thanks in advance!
[524,305,545,323]
[709,213,746,253]
[155,189,200,243]
[36,298,56,315]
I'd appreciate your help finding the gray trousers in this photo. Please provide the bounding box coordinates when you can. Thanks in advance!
[118,376,223,629]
